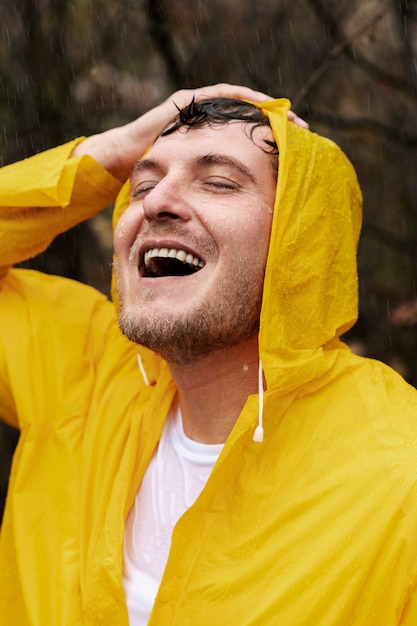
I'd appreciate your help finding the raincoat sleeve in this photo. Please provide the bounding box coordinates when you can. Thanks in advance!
[0,138,123,273]
[0,139,123,429]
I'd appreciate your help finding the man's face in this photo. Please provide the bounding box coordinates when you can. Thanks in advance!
[114,121,277,365]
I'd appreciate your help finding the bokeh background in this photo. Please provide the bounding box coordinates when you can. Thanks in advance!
[1,0,416,520]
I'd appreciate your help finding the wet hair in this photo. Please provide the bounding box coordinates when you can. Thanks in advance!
[161,97,278,160]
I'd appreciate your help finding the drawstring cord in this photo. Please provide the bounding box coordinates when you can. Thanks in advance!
[253,359,264,443]
[137,354,151,387]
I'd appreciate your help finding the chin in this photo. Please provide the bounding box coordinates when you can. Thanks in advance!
[118,297,261,366]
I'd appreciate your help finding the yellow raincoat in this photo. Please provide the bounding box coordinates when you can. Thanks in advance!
[1,99,417,625]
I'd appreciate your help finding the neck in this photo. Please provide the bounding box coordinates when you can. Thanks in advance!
[168,336,260,444]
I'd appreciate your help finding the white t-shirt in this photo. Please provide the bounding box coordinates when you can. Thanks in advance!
[122,406,223,625]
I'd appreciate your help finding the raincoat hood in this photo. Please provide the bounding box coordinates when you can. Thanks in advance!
[260,99,362,395]
[111,98,362,397]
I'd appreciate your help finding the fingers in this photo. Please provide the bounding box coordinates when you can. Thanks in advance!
[170,83,271,108]
[287,110,309,129]
[169,83,309,129]
[193,83,271,103]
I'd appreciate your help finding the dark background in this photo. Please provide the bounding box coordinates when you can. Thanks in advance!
[1,0,417,521]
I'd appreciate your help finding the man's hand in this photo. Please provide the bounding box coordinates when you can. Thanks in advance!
[72,83,308,182]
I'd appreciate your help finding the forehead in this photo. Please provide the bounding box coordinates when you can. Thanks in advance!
[147,122,275,167]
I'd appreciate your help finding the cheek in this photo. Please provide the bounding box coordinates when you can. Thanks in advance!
[243,209,273,252]
[244,217,273,271]
[222,219,271,268]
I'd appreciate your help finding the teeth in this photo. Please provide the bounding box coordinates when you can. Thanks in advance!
[143,247,205,269]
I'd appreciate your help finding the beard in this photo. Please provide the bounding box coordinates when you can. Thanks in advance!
[117,270,264,366]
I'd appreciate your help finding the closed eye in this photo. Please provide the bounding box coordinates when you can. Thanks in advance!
[130,158,164,199]
[205,177,240,191]
[131,181,158,199]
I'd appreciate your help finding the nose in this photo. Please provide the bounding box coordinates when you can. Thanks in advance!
[142,176,192,223]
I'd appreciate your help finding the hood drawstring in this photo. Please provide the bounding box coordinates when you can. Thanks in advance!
[253,359,265,443]
[137,354,151,387]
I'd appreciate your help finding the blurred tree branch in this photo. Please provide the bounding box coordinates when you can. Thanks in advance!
[362,220,416,257]
[293,0,392,107]
[308,110,417,147]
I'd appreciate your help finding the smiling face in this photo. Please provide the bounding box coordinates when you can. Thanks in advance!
[114,121,277,365]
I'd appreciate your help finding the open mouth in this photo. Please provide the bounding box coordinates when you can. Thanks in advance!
[140,247,205,278]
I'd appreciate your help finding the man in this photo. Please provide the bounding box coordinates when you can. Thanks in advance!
[1,83,417,625]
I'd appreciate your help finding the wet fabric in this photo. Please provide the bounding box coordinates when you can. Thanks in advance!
[1,99,417,625]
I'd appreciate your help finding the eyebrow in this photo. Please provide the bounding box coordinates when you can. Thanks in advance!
[197,154,257,184]
[131,153,258,184]
[131,159,162,176]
